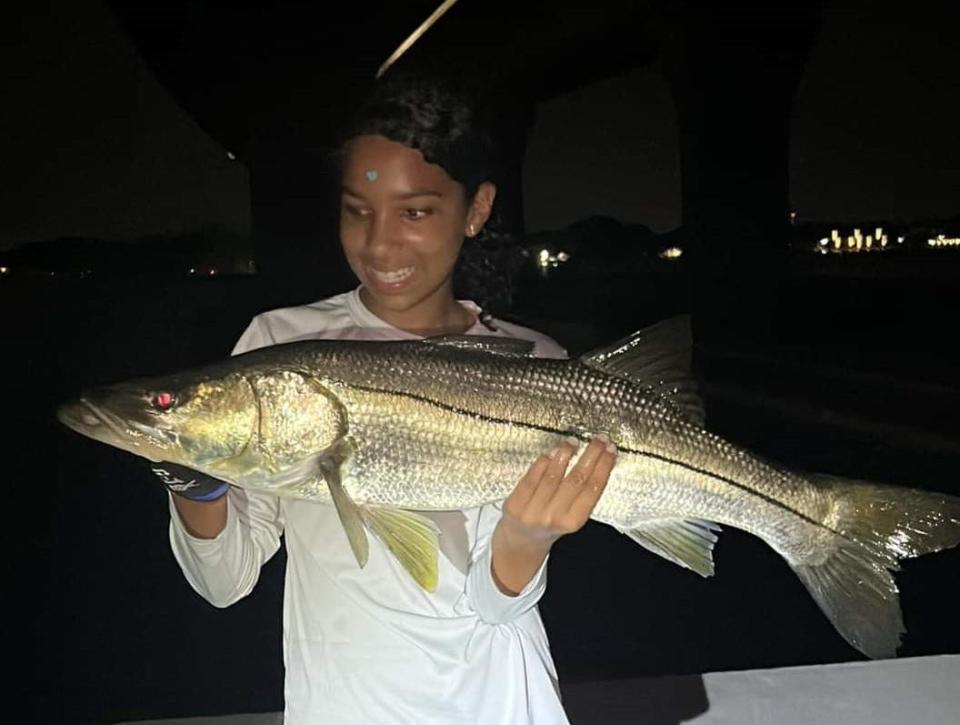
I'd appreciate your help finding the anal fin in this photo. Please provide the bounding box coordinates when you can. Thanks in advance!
[623,518,721,577]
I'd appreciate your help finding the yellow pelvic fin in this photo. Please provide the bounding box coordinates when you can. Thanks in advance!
[362,506,441,592]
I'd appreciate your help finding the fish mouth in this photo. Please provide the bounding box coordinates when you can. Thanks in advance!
[57,396,165,462]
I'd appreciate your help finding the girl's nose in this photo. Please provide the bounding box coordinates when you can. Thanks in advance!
[366,212,399,253]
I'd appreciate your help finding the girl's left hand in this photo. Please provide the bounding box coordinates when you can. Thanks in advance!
[502,436,618,546]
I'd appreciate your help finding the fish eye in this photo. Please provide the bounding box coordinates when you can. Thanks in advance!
[152,392,176,410]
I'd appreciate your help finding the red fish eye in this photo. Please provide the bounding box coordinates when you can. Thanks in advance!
[153,392,174,410]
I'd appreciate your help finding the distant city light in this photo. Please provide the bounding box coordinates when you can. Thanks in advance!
[928,234,960,248]
[0,266,8,274]
[227,151,236,160]
[208,268,218,276]
[659,246,683,260]
[819,227,893,254]
[534,248,571,276]
[189,267,196,275]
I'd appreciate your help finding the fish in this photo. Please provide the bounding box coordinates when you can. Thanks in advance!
[56,315,960,659]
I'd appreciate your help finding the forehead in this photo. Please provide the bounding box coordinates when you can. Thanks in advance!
[342,134,458,193]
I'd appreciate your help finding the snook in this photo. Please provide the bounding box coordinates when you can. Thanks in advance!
[57,316,960,659]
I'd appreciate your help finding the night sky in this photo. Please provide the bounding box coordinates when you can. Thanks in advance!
[1,0,250,251]
[2,1,957,252]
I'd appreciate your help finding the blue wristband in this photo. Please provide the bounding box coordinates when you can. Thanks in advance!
[182,482,231,501]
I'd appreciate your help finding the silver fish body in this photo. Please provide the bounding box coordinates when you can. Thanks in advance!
[259,340,825,557]
[57,317,960,659]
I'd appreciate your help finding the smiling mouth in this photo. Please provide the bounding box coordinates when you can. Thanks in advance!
[367,266,415,285]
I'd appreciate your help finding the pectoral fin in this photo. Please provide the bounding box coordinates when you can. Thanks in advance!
[362,507,441,592]
[317,439,369,569]
[622,518,721,577]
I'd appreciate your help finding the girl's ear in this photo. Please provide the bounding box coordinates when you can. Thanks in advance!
[465,182,497,237]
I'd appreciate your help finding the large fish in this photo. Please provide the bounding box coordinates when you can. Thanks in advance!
[57,316,960,659]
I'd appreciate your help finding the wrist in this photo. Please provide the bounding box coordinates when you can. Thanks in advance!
[491,523,552,597]
[151,462,230,502]
[496,517,558,555]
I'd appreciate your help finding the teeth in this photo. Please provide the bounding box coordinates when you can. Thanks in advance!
[369,266,414,284]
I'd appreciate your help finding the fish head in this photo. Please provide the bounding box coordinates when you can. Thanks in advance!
[58,365,349,484]
[57,369,259,472]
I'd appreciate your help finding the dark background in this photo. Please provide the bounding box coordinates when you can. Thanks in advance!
[5,1,960,723]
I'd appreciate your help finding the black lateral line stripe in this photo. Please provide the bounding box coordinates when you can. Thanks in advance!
[343,381,843,537]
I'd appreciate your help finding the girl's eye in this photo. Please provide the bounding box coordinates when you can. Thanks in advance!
[404,208,430,220]
[152,392,175,410]
[343,204,371,218]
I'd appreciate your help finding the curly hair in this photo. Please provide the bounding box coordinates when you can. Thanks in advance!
[338,70,496,200]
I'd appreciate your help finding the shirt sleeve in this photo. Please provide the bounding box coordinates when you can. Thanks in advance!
[231,315,276,356]
[168,487,283,607]
[167,314,284,607]
[464,503,549,624]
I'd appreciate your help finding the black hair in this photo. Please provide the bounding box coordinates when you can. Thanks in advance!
[339,70,495,200]
[338,70,517,315]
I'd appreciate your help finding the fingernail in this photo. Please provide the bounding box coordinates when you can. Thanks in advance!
[548,447,561,460]
[606,441,617,454]
[595,433,610,445]
[565,436,580,448]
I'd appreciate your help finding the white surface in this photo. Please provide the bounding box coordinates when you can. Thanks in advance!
[560,654,960,725]
[695,654,959,724]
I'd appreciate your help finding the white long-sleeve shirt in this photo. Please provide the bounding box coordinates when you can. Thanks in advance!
[169,288,571,724]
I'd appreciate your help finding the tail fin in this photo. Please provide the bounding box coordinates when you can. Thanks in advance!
[790,477,960,659]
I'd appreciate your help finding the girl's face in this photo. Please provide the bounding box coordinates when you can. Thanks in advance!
[339,134,495,332]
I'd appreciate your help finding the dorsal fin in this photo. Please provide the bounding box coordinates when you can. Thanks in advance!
[424,334,535,357]
[581,315,705,426]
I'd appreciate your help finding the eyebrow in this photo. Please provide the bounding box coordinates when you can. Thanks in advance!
[341,185,444,200]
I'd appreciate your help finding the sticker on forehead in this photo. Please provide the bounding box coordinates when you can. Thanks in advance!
[365,170,378,182]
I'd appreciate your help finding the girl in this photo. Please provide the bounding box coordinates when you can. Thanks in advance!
[165,72,617,724]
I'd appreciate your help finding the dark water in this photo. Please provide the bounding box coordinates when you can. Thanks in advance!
[8,262,959,724]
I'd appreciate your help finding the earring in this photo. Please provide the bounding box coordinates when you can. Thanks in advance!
[468,224,476,236]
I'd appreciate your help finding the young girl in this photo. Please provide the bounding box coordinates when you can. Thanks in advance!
[164,72,617,724]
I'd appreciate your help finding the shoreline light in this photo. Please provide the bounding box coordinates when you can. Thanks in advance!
[928,234,960,248]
